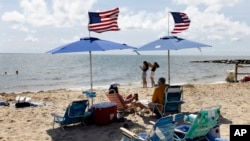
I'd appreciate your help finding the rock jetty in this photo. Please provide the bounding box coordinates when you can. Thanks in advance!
[191,59,250,64]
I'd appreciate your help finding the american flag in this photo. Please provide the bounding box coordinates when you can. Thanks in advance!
[88,7,120,33]
[170,12,191,34]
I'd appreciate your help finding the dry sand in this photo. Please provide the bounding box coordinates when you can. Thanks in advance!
[0,83,250,141]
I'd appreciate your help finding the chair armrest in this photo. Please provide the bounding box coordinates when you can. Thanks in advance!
[174,129,187,134]
[120,127,144,141]
[149,121,156,125]
[51,113,64,118]
[149,103,162,106]
[120,127,137,137]
[165,101,185,104]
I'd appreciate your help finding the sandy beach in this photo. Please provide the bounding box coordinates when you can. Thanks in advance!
[0,83,250,141]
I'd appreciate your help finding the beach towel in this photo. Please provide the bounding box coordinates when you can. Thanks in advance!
[0,100,9,106]
[15,96,31,103]
[14,96,53,108]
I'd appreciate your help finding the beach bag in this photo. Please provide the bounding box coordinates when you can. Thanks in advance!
[15,96,32,108]
[15,102,31,108]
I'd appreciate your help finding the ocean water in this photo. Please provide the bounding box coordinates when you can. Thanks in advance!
[0,53,249,93]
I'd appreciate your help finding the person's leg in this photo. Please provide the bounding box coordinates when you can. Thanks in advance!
[150,76,154,87]
[124,94,133,100]
[142,71,147,88]
[124,94,135,104]
[143,77,147,88]
[148,103,163,119]
[134,102,149,110]
[124,98,133,104]
[150,72,155,87]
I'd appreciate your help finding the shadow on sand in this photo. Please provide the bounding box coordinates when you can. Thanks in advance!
[46,116,148,141]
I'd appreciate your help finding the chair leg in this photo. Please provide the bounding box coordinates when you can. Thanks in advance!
[60,124,65,131]
[117,111,124,118]
[81,121,87,126]
[152,105,163,118]
[81,118,87,127]
[52,117,55,129]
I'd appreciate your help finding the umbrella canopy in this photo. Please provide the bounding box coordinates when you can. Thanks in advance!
[137,36,212,84]
[46,37,136,91]
[47,37,136,53]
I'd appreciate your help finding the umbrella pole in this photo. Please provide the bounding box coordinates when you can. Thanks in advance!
[89,51,94,106]
[89,51,93,91]
[168,50,170,84]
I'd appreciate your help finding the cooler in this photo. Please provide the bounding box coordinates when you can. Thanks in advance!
[92,102,117,126]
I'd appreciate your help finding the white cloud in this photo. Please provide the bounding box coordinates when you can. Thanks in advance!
[207,35,223,40]
[59,35,80,44]
[174,0,240,7]
[2,11,25,23]
[11,24,36,33]
[2,0,96,28]
[1,0,250,55]
[24,35,39,42]
[231,37,240,41]
[3,0,249,42]
[119,7,170,31]
[118,4,250,43]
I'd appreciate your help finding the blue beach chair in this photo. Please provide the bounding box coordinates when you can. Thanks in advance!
[120,113,184,141]
[164,85,185,114]
[174,105,221,141]
[51,100,91,131]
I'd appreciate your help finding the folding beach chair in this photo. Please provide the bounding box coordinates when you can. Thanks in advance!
[164,85,185,114]
[120,113,184,141]
[106,93,136,118]
[51,100,91,131]
[174,105,221,141]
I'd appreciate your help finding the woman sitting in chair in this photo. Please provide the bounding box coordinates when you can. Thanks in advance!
[108,82,137,104]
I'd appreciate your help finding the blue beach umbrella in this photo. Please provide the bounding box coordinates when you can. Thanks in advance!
[137,36,212,84]
[46,37,136,91]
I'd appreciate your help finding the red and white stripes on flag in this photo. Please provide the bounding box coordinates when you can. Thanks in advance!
[88,7,120,33]
[170,12,191,34]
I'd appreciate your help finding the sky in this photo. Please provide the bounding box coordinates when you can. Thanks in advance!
[1,0,250,56]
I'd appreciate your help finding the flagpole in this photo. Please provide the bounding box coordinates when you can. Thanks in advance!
[89,51,93,91]
[88,30,93,92]
[168,11,170,36]
[88,28,94,106]
[167,11,171,85]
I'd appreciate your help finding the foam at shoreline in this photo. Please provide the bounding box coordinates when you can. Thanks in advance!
[0,80,229,94]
